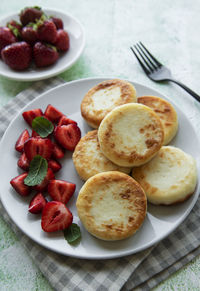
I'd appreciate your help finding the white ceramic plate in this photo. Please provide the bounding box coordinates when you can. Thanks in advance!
[0,77,199,259]
[0,9,85,81]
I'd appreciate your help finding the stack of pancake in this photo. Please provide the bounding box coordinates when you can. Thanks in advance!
[74,79,197,241]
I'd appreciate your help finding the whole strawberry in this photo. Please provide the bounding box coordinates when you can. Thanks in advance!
[55,29,70,51]
[21,26,38,45]
[50,17,63,30]
[33,42,58,67]
[0,27,17,52]
[7,20,22,38]
[20,6,43,26]
[1,41,32,70]
[37,20,57,44]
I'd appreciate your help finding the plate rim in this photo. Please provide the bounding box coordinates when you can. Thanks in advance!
[0,8,86,81]
[0,76,199,260]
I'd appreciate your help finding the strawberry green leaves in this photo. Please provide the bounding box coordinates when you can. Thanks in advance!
[63,223,81,244]
[32,116,54,138]
[24,155,48,186]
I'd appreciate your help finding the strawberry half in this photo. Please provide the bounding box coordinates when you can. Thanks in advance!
[44,104,64,123]
[48,180,76,204]
[54,124,81,151]
[48,159,62,173]
[41,201,73,232]
[22,108,43,126]
[55,29,70,51]
[58,116,77,126]
[10,172,30,196]
[29,192,47,214]
[34,168,55,192]
[17,152,30,171]
[24,137,53,161]
[1,41,32,71]
[52,142,65,159]
[15,129,30,152]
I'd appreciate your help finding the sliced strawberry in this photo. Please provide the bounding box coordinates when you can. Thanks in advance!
[22,108,43,126]
[10,172,30,196]
[41,201,73,232]
[15,129,30,152]
[24,137,53,161]
[29,192,47,214]
[52,142,65,159]
[58,115,77,126]
[54,124,81,151]
[31,129,40,137]
[44,104,64,123]
[17,152,30,171]
[48,180,75,204]
[34,168,55,192]
[48,159,62,172]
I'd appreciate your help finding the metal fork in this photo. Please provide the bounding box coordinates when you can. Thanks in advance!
[130,42,200,102]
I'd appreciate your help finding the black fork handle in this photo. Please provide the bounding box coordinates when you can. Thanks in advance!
[166,78,200,102]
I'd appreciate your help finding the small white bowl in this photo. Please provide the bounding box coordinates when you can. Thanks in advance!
[0,8,85,81]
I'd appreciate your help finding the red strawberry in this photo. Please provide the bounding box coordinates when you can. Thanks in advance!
[15,129,30,152]
[54,124,81,151]
[1,42,32,71]
[20,6,43,26]
[0,27,17,52]
[10,172,30,196]
[22,108,43,126]
[34,168,55,192]
[7,20,22,32]
[55,29,70,51]
[44,104,64,123]
[33,42,58,67]
[31,129,40,137]
[48,180,75,204]
[50,17,63,30]
[24,137,53,161]
[58,116,77,126]
[41,201,73,232]
[17,152,30,171]
[52,142,65,159]
[29,192,47,214]
[37,20,57,44]
[21,26,38,45]
[48,159,62,172]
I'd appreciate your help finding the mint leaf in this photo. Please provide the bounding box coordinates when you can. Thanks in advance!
[63,223,81,244]
[24,155,48,186]
[32,116,54,138]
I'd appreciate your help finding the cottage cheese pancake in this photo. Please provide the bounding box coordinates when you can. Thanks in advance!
[72,130,131,180]
[76,171,147,241]
[98,103,164,167]
[138,96,178,145]
[81,79,136,128]
[132,146,197,205]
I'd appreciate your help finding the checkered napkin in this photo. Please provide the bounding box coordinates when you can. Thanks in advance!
[0,77,200,291]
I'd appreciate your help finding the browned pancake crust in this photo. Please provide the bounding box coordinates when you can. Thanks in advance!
[81,79,136,128]
[76,171,147,241]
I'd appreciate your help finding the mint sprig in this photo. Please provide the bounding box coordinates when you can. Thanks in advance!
[32,116,54,138]
[63,223,81,244]
[24,155,48,186]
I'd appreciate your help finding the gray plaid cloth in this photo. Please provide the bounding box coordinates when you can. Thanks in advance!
[0,77,200,291]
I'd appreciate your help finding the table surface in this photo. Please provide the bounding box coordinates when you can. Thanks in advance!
[1,0,200,290]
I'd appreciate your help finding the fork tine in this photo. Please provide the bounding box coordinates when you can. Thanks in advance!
[137,43,157,69]
[139,42,162,67]
[130,46,150,75]
[134,44,154,72]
